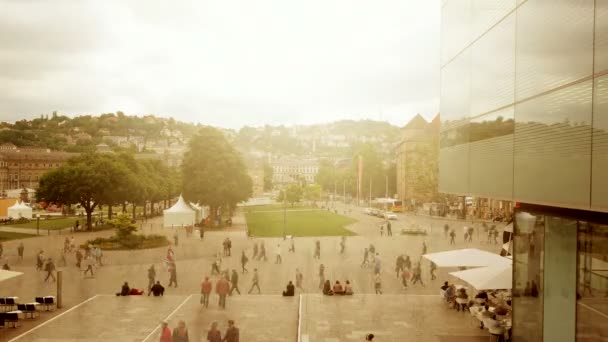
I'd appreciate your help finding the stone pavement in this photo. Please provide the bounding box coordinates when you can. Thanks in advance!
[0,208,508,341]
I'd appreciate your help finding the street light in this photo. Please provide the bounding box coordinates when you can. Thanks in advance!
[36,213,40,235]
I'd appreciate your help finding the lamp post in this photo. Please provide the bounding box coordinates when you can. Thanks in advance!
[36,213,40,235]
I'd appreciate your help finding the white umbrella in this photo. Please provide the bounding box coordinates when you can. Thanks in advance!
[449,265,512,290]
[504,222,513,232]
[0,270,24,282]
[423,248,511,268]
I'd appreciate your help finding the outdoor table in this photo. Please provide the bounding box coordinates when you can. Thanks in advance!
[7,310,24,319]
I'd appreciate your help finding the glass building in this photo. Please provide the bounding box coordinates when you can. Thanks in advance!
[439,1,608,340]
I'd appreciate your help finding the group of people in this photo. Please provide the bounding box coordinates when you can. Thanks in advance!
[322,280,354,296]
[159,319,239,342]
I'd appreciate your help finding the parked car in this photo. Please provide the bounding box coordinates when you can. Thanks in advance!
[364,207,374,215]
[371,208,381,216]
[383,212,398,220]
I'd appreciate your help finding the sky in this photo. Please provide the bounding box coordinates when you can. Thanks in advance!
[0,0,441,129]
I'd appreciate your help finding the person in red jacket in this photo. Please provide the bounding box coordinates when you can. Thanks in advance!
[200,276,212,308]
[160,321,172,342]
[216,277,229,309]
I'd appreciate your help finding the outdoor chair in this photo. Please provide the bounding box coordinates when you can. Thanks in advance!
[0,312,5,328]
[4,312,19,328]
[17,304,39,319]
[43,296,56,311]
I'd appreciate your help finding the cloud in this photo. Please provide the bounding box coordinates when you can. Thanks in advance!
[0,0,440,128]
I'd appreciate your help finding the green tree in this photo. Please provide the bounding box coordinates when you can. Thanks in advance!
[181,126,252,224]
[263,162,273,191]
[303,184,322,204]
[110,213,137,239]
[277,183,303,207]
[37,153,131,230]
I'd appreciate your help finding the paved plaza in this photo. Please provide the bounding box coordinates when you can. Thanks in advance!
[0,206,510,341]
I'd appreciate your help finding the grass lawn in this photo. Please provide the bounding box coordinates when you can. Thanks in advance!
[245,206,357,237]
[8,217,80,230]
[0,231,34,241]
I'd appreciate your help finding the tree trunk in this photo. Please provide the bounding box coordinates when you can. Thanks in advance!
[108,205,113,220]
[132,203,136,220]
[122,202,127,213]
[143,202,147,218]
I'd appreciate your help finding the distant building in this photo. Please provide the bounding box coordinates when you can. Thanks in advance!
[395,114,439,206]
[271,157,319,185]
[96,143,113,153]
[0,146,76,191]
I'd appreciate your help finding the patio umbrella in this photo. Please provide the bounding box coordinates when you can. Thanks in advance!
[0,270,23,282]
[423,248,511,268]
[449,265,512,290]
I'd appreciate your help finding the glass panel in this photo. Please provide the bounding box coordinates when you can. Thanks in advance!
[543,216,577,342]
[515,0,594,100]
[592,76,608,211]
[596,0,608,72]
[440,48,471,131]
[438,143,470,194]
[469,107,514,198]
[513,81,592,208]
[471,0,516,45]
[441,0,472,64]
[471,12,515,116]
[577,222,608,340]
[513,210,544,341]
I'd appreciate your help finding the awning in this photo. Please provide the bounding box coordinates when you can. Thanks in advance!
[449,265,512,290]
[423,248,511,268]
[0,270,24,282]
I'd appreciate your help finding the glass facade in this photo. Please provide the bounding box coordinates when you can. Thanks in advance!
[439,0,607,212]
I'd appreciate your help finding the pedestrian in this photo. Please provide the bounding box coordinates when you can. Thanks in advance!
[148,265,156,291]
[211,260,221,275]
[227,238,232,256]
[395,254,405,278]
[172,320,189,342]
[467,226,474,242]
[339,236,346,254]
[168,262,178,288]
[259,242,267,261]
[314,240,321,259]
[252,243,258,260]
[167,246,175,263]
[430,261,437,280]
[380,225,384,236]
[374,273,382,294]
[401,267,409,289]
[492,228,499,244]
[223,320,239,342]
[373,254,381,275]
[404,255,412,271]
[64,237,70,253]
[59,249,67,267]
[411,263,424,286]
[201,276,212,307]
[240,250,248,274]
[318,264,325,290]
[216,276,229,309]
[360,248,369,268]
[295,268,304,291]
[160,321,172,342]
[422,241,427,255]
[444,224,449,238]
[174,232,179,247]
[149,281,165,296]
[36,250,44,270]
[463,225,469,242]
[387,221,392,236]
[83,255,95,277]
[76,248,83,268]
[289,236,295,253]
[70,236,76,251]
[44,258,56,282]
[449,229,456,245]
[248,268,261,294]
[275,243,282,264]
[95,246,104,266]
[222,238,228,257]
[207,321,222,342]
[369,244,375,255]
[229,269,241,296]
[17,242,24,261]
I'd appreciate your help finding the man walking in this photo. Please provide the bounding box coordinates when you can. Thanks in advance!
[224,320,240,342]
[430,261,437,280]
[295,268,304,291]
[240,250,249,274]
[252,242,258,260]
[411,263,424,286]
[314,240,321,259]
[374,273,382,294]
[318,264,325,290]
[374,254,382,275]
[216,276,229,309]
[275,243,282,264]
[395,254,405,278]
[229,269,241,295]
[168,262,178,288]
[339,236,346,254]
[259,242,267,261]
[227,238,232,256]
[200,276,212,307]
[44,258,56,282]
[83,254,95,277]
[444,224,450,238]
[17,242,24,261]
[361,248,369,268]
[148,264,156,291]
[289,236,295,253]
[387,221,392,236]
[449,229,456,245]
[248,268,261,294]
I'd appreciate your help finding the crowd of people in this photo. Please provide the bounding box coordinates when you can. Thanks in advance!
[158,319,240,342]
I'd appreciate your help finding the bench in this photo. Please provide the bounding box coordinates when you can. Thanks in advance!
[4,311,19,328]
[35,296,56,311]
[16,304,39,319]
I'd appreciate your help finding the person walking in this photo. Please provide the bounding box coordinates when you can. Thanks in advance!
[83,254,95,277]
[168,262,178,288]
[401,267,409,289]
[373,254,382,275]
[240,251,248,274]
[160,321,172,342]
[422,241,427,255]
[44,258,56,282]
[223,320,239,342]
[339,236,346,254]
[95,246,104,266]
[411,263,424,286]
[404,255,412,272]
[295,268,304,291]
[207,321,222,342]
[201,276,212,307]
[314,240,321,259]
[75,248,83,268]
[36,250,44,271]
[374,273,382,294]
[289,236,295,253]
[148,265,156,291]
[17,242,24,261]
[229,269,241,296]
[248,268,261,294]
[395,254,405,278]
[216,276,229,309]
[467,226,474,242]
[174,232,179,247]
[172,320,189,342]
[318,264,325,290]
[449,229,456,245]
[430,261,437,280]
[379,224,384,236]
[275,243,282,264]
[227,238,232,256]
[361,248,369,268]
[444,224,450,238]
[387,221,392,236]
[252,242,258,260]
[259,242,267,261]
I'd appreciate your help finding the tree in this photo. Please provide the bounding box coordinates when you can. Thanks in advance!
[263,162,273,191]
[181,126,252,224]
[278,183,303,207]
[37,153,131,230]
[303,184,322,204]
[110,213,137,240]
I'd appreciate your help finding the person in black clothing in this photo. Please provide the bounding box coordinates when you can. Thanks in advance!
[118,282,130,296]
[149,281,165,296]
[282,281,295,296]
[441,281,449,291]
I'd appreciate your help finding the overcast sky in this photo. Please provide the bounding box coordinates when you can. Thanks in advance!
[0,0,440,129]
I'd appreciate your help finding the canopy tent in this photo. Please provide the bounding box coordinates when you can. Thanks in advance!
[0,270,24,282]
[449,265,512,290]
[189,202,203,223]
[163,195,196,228]
[423,248,511,268]
[7,201,33,219]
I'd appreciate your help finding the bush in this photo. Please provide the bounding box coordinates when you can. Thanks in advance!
[85,233,169,250]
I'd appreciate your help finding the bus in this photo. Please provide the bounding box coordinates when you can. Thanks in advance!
[390,200,404,213]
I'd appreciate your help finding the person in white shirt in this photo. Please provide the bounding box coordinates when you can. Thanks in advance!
[275,244,282,264]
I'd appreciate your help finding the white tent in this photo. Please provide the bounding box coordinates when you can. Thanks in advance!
[423,248,511,268]
[449,265,512,290]
[7,201,33,219]
[0,270,24,282]
[163,195,196,228]
[189,202,203,223]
